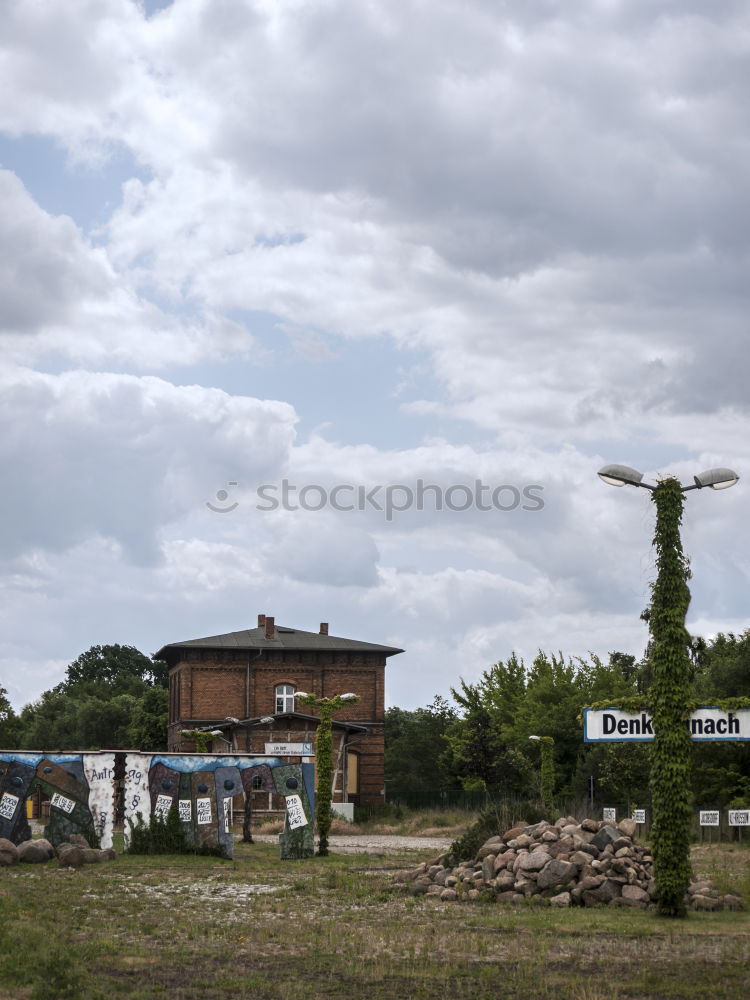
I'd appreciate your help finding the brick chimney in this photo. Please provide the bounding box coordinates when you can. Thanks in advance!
[257,613,266,628]
[265,615,275,640]
[319,622,329,635]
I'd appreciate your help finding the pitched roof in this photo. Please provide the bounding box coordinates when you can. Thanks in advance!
[155,624,403,660]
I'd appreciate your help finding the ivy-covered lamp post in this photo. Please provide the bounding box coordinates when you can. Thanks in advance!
[529,735,555,810]
[598,464,739,917]
[294,691,360,857]
[225,715,275,842]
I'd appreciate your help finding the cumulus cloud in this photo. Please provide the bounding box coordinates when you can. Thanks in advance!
[1,0,749,710]
[0,366,297,563]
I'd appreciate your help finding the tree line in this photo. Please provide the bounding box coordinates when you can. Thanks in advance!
[384,632,750,810]
[0,645,168,752]
[2,632,749,811]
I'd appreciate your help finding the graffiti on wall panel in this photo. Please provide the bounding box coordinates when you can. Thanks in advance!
[0,751,314,859]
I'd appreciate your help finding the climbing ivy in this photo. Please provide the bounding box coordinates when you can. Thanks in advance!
[648,478,693,918]
[180,729,213,753]
[296,693,360,857]
[533,736,555,807]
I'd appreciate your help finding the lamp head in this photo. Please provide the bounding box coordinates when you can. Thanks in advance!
[693,467,739,491]
[597,464,649,489]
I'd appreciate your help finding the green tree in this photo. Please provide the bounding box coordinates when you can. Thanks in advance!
[446,655,534,795]
[66,644,167,690]
[13,644,169,751]
[384,696,457,800]
[0,685,20,747]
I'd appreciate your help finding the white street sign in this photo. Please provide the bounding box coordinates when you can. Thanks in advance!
[584,707,750,742]
[699,811,720,827]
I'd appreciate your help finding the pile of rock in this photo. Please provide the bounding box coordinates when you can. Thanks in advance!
[392,816,744,911]
[0,833,116,869]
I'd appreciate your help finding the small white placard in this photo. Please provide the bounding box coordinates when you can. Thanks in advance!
[265,742,314,756]
[602,808,617,822]
[196,797,212,825]
[285,794,308,830]
[632,809,646,825]
[223,797,230,833]
[699,810,720,827]
[0,792,19,820]
[178,799,192,822]
[50,792,75,814]
[154,794,173,818]
[728,809,750,826]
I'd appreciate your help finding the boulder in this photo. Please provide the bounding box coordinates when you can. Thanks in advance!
[35,838,55,859]
[0,838,19,865]
[549,891,571,907]
[692,894,721,912]
[617,818,637,838]
[18,840,52,864]
[481,856,496,882]
[569,850,593,868]
[590,825,620,852]
[57,844,86,868]
[518,850,551,872]
[537,859,578,890]
[723,894,744,911]
[621,884,649,904]
[69,833,90,848]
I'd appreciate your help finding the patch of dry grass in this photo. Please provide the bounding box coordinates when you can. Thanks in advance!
[1,839,748,999]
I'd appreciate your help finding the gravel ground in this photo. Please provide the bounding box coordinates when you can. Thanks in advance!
[250,833,452,854]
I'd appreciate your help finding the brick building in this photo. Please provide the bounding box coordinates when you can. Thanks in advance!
[156,614,403,809]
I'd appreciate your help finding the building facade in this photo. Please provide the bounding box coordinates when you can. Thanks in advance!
[156,614,403,810]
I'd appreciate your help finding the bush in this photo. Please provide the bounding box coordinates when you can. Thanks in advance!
[444,798,551,865]
[126,802,224,857]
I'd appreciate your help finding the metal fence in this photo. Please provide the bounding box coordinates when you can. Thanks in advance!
[382,791,750,841]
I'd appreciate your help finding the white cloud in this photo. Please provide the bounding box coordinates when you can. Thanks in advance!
[0,0,748,713]
[0,365,296,563]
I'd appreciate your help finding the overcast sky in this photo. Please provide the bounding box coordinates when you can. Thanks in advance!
[1,0,748,713]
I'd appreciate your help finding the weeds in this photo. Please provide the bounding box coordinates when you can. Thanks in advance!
[0,839,748,999]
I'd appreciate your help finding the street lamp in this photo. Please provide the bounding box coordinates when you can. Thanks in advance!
[225,715,276,842]
[294,691,360,856]
[225,715,275,750]
[529,736,555,809]
[597,465,739,492]
[598,463,738,917]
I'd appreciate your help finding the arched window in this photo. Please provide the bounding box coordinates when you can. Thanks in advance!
[275,683,295,714]
[251,773,264,790]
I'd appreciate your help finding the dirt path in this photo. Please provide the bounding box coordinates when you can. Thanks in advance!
[250,833,452,854]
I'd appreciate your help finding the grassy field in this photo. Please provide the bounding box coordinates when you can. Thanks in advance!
[1,837,749,1000]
